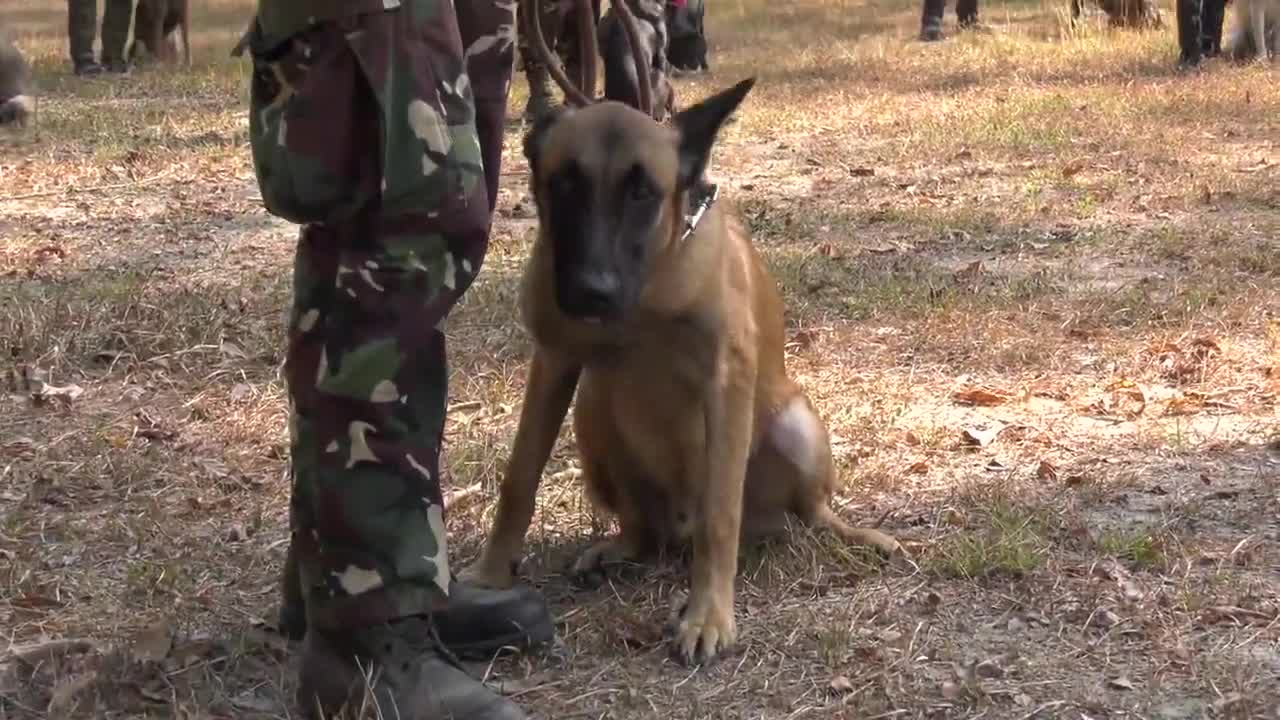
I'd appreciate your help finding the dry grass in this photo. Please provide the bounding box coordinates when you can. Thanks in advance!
[2,0,1279,717]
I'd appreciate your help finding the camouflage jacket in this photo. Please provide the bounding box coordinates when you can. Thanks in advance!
[255,0,400,49]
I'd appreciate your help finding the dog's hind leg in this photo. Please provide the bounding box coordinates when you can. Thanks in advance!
[750,393,903,557]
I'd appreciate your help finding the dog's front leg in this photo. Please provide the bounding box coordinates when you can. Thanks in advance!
[673,349,754,665]
[461,346,581,588]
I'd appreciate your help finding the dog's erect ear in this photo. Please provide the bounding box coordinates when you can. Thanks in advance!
[673,77,755,188]
[522,105,573,179]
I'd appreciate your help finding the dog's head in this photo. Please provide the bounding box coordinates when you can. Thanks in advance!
[524,78,755,322]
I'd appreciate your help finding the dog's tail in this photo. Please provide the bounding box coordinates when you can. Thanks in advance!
[809,504,904,557]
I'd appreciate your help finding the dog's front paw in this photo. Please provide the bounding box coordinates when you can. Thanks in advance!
[669,592,736,665]
[458,551,518,590]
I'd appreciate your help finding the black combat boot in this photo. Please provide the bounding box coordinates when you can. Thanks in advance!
[73,59,105,76]
[297,616,527,720]
[278,545,555,659]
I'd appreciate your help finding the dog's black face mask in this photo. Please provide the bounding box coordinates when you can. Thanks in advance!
[542,155,664,321]
[524,78,756,323]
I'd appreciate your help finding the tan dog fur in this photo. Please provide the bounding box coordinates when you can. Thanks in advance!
[460,81,901,665]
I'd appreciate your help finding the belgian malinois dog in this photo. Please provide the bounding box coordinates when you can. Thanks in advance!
[461,0,902,666]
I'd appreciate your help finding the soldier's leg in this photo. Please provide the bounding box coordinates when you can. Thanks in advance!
[520,0,563,121]
[1200,0,1226,56]
[66,0,103,75]
[1176,0,1203,64]
[244,5,548,718]
[560,0,599,92]
[457,0,517,212]
[101,0,133,72]
[956,0,980,27]
[920,0,947,40]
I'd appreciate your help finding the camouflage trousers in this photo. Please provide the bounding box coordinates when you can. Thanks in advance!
[517,0,602,76]
[67,0,134,65]
[920,0,980,33]
[243,0,515,630]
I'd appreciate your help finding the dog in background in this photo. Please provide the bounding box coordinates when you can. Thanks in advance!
[0,27,33,127]
[1226,0,1279,58]
[129,0,191,66]
[599,0,676,121]
[461,0,902,666]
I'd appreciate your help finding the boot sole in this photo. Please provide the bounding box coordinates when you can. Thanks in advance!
[442,619,556,660]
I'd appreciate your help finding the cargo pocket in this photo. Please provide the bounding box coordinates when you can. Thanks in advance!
[343,9,486,220]
[246,20,380,226]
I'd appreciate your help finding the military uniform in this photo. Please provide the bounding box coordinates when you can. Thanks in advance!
[517,0,602,119]
[67,0,134,74]
[242,0,550,716]
[918,0,980,41]
[1176,0,1226,65]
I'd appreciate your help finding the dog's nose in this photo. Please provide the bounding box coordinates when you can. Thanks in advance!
[568,270,621,316]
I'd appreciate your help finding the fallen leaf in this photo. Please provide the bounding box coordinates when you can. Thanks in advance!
[1091,608,1122,629]
[906,460,930,475]
[984,459,1009,472]
[1107,676,1136,690]
[941,681,963,700]
[224,524,248,543]
[1014,693,1033,707]
[829,675,855,694]
[31,381,84,405]
[1120,578,1143,602]
[953,260,984,285]
[849,167,876,177]
[1062,160,1087,178]
[12,594,64,610]
[230,383,252,401]
[131,621,173,663]
[1064,474,1086,487]
[952,388,1012,407]
[1036,460,1059,481]
[975,658,1006,679]
[962,424,1004,447]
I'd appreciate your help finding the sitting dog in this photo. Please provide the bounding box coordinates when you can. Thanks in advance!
[0,27,33,127]
[1227,0,1280,58]
[599,0,676,121]
[460,16,902,663]
[129,0,191,66]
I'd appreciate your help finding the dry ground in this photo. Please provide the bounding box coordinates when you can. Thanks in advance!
[2,0,1278,717]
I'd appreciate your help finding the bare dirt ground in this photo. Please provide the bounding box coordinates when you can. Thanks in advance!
[2,0,1278,717]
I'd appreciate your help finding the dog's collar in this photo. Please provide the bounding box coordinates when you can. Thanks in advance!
[680,182,719,242]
